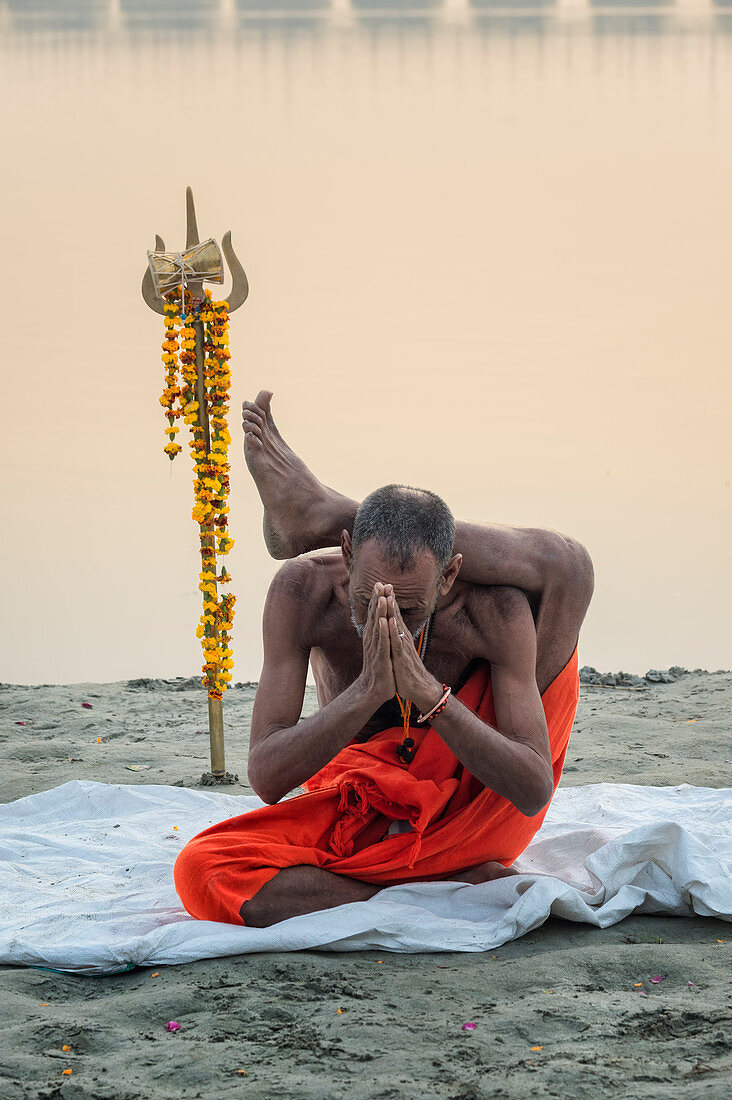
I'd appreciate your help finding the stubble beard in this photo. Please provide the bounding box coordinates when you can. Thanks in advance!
[350,610,365,639]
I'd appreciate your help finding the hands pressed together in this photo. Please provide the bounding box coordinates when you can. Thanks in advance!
[358,582,443,716]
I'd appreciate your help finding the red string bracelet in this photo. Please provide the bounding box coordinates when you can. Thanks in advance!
[417,683,451,725]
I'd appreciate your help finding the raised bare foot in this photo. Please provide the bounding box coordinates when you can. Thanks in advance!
[241,390,356,558]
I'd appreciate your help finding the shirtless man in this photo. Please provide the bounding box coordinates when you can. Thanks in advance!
[231,390,594,928]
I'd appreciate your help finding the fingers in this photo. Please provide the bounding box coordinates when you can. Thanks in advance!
[378,616,390,649]
[380,615,396,674]
[366,583,381,624]
[364,595,396,698]
[388,614,401,648]
[363,583,386,648]
[387,592,406,636]
[389,613,408,668]
[368,583,390,618]
[389,611,410,646]
[361,584,394,652]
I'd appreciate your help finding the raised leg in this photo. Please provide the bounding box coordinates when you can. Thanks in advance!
[242,391,593,690]
[242,390,357,559]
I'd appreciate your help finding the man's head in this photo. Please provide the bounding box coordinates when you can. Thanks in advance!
[341,484,462,639]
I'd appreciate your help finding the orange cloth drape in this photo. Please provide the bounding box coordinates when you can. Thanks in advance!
[174,647,579,926]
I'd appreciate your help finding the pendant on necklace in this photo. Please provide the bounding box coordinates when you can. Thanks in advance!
[394,613,433,764]
[395,737,415,764]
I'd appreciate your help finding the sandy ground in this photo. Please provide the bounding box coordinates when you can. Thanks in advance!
[0,666,730,1099]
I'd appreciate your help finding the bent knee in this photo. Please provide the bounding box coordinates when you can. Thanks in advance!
[173,839,238,923]
[173,841,207,916]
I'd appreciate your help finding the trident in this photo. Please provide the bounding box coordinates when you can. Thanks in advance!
[142,187,249,784]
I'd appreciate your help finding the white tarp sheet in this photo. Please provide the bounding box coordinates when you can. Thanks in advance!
[0,779,729,976]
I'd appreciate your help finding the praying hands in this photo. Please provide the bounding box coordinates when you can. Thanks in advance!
[357,582,443,716]
[385,589,444,716]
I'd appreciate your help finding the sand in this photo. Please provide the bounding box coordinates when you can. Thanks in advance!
[1,666,730,1099]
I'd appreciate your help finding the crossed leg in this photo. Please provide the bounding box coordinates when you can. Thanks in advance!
[240,861,518,927]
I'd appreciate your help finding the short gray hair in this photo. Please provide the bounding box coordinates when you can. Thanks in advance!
[351,484,455,573]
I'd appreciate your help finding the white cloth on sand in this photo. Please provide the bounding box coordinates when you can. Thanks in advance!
[0,779,729,977]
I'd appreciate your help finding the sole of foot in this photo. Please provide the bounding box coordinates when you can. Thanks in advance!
[241,390,336,559]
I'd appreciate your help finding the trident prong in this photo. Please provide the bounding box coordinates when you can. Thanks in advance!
[141,187,249,314]
[221,230,249,311]
[185,185,200,250]
[141,234,167,315]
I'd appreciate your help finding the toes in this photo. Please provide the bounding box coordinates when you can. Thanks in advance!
[242,398,265,415]
[255,390,274,424]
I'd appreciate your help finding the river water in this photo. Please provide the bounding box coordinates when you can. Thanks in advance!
[1,1,730,684]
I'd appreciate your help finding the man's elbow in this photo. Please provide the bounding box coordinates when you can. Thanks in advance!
[517,770,554,818]
[250,781,281,806]
[247,758,282,806]
[516,794,549,817]
[519,792,552,818]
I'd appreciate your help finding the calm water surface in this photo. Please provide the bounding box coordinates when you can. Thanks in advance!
[1,1,730,684]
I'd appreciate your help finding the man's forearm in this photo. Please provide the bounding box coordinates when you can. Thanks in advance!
[248,680,378,804]
[429,694,553,817]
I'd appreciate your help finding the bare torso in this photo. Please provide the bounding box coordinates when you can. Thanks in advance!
[299,553,535,741]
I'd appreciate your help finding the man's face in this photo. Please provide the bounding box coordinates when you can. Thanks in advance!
[348,539,442,640]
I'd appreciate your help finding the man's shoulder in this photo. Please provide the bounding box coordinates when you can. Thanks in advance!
[466,582,531,618]
[267,553,345,609]
[463,583,534,642]
[459,584,536,670]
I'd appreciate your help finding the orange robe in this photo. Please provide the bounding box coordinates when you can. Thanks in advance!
[174,648,579,926]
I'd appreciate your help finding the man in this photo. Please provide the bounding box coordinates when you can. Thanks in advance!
[174,391,594,928]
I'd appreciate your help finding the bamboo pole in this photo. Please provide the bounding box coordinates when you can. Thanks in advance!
[194,317,226,777]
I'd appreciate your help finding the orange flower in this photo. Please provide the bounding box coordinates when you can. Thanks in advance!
[158,300,235,692]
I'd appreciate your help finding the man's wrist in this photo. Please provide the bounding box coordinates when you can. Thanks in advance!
[353,674,392,712]
[413,677,445,716]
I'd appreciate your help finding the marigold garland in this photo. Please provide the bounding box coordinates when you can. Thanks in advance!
[158,287,236,699]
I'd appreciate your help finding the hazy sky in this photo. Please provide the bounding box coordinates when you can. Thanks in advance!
[1,2,731,684]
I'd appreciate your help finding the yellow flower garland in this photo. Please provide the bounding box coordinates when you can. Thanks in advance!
[158,287,236,699]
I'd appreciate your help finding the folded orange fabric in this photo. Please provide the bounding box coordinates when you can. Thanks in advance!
[174,647,579,926]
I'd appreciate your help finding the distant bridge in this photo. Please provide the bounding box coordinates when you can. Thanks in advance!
[1,0,730,35]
